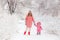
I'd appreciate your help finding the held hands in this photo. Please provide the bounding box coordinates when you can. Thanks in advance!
[34,23,36,26]
[34,23,36,25]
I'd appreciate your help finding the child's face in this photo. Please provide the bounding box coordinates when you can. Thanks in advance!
[37,22,41,25]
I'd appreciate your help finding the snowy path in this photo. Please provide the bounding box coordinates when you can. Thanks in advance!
[0,13,60,40]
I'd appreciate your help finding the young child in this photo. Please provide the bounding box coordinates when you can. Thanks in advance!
[34,22,42,35]
[24,10,35,35]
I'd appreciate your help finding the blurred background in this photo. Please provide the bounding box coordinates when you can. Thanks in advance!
[0,0,60,40]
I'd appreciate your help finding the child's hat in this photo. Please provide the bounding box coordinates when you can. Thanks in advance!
[37,22,41,25]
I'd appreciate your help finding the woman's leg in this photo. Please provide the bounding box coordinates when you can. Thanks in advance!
[28,27,31,35]
[28,27,31,32]
[24,27,28,35]
[25,27,28,32]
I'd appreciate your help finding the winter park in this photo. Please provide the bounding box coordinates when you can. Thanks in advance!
[0,0,60,40]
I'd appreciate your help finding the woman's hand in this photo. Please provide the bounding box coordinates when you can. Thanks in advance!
[34,23,37,26]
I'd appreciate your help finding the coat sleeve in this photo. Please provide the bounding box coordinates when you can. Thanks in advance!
[32,17,35,23]
[34,24,37,27]
[25,16,27,25]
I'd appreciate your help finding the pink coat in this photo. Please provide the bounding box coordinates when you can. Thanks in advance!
[35,24,42,32]
[25,16,34,28]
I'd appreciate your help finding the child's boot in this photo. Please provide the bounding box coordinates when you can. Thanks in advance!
[39,32,41,35]
[24,31,26,35]
[28,32,30,35]
[37,32,39,35]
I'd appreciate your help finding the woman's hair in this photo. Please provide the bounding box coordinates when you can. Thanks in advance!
[27,11,32,16]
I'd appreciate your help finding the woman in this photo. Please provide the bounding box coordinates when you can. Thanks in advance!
[24,10,35,35]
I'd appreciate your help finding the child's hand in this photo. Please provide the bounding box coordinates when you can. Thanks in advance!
[33,21,35,25]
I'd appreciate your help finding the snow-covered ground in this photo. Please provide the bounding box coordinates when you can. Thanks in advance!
[0,9,60,40]
[0,0,60,40]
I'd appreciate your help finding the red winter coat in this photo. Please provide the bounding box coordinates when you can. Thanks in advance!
[25,16,34,28]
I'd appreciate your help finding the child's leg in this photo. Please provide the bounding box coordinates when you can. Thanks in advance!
[37,31,39,35]
[38,32,41,35]
[37,31,41,35]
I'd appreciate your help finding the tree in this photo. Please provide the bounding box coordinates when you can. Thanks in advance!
[7,0,17,15]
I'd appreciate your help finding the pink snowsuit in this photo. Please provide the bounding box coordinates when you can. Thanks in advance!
[25,16,34,28]
[36,25,42,32]
[35,22,42,32]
